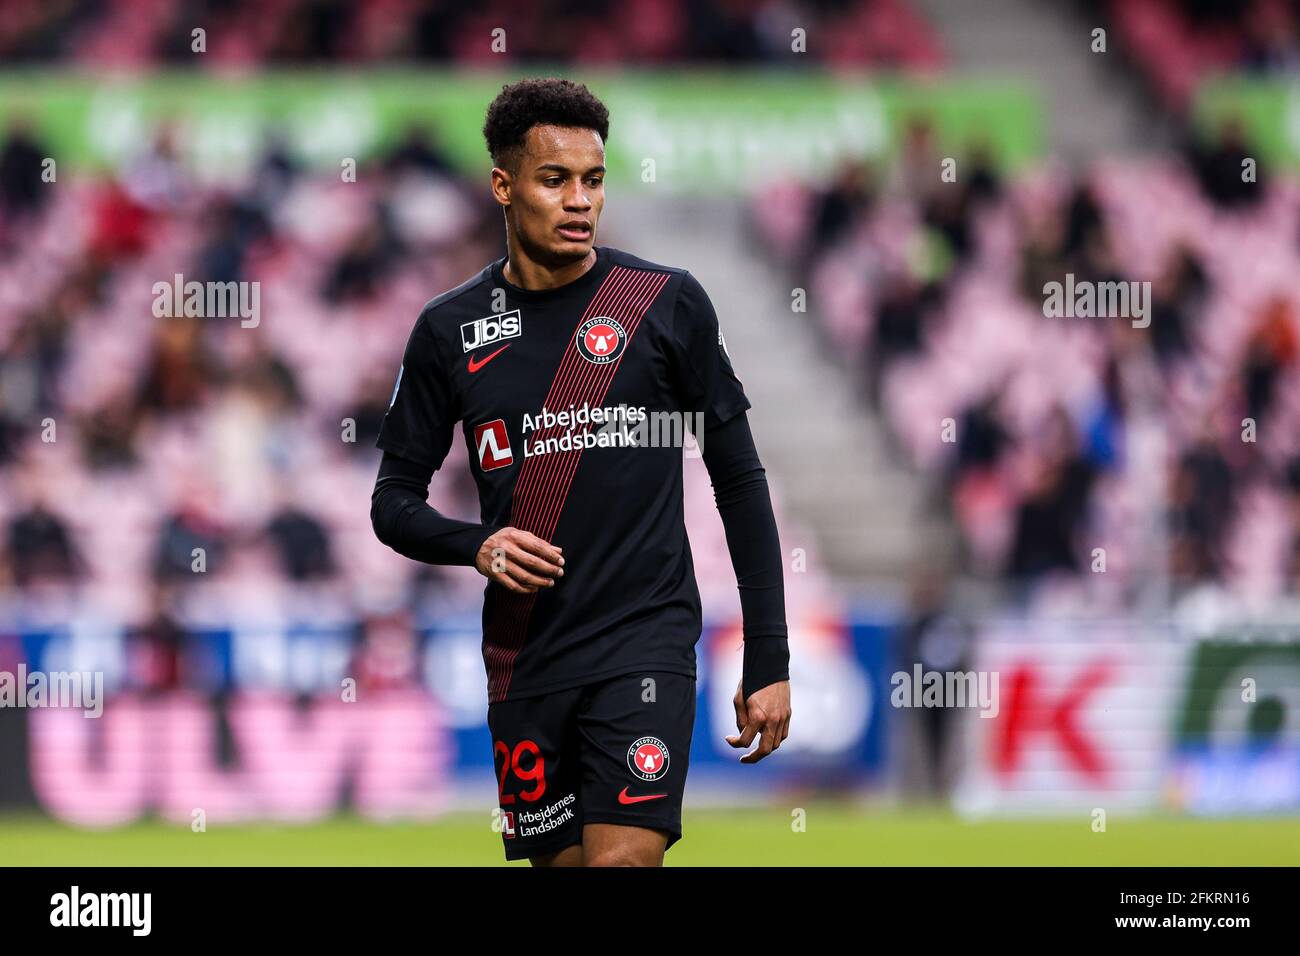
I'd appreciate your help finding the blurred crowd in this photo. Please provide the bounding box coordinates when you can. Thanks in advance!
[6,0,1300,628]
[0,111,821,652]
[757,116,1300,615]
[0,117,509,626]
[0,0,942,70]
[1100,0,1300,108]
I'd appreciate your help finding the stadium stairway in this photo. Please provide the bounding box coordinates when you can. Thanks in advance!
[913,0,1168,160]
[606,194,954,589]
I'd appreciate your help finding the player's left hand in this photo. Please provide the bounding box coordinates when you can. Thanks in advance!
[726,679,790,764]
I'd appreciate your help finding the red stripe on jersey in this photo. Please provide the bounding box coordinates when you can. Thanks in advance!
[484,266,673,702]
[483,264,634,701]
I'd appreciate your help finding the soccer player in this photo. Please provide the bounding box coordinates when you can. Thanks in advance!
[371,77,790,867]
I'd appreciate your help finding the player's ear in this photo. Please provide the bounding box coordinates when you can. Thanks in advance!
[490,167,512,206]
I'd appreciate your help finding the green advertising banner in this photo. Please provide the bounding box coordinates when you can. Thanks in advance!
[0,70,1041,193]
[1175,639,1300,742]
[1168,637,1300,814]
[1195,77,1300,167]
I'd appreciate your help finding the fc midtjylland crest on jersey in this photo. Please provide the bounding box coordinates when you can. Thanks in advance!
[575,316,627,364]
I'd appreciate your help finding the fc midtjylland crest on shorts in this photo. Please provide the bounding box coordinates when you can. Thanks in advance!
[487,671,696,860]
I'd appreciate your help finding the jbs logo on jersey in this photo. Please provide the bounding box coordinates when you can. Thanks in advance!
[474,419,513,471]
[462,310,522,353]
[576,316,627,365]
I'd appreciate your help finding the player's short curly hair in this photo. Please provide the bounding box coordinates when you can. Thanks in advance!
[482,77,610,176]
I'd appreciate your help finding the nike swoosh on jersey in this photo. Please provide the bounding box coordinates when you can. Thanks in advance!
[618,787,668,805]
[467,343,511,373]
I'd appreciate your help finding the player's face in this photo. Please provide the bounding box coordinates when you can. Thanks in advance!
[502,124,605,265]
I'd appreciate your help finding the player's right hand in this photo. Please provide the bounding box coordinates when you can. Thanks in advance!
[727,678,791,763]
[475,528,564,594]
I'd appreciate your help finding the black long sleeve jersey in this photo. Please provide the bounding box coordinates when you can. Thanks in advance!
[372,245,789,703]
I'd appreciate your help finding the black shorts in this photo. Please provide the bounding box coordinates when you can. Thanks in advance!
[487,670,696,862]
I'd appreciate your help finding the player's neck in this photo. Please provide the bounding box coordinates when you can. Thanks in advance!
[502,245,597,292]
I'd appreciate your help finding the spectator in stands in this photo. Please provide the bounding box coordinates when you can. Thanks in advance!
[2,454,83,590]
[88,180,152,265]
[891,117,938,198]
[124,125,188,212]
[0,415,19,467]
[351,611,421,691]
[350,373,399,457]
[1061,182,1104,261]
[1284,457,1300,593]
[1147,244,1207,366]
[0,117,50,224]
[386,124,455,178]
[1239,295,1297,430]
[687,0,766,60]
[5,503,82,588]
[898,567,971,800]
[1286,455,1300,501]
[1287,534,1300,595]
[1019,202,1071,305]
[265,1,354,64]
[953,390,1009,478]
[1240,0,1300,74]
[0,0,946,70]
[918,142,1000,266]
[1075,229,1130,301]
[251,134,300,205]
[3,301,73,432]
[194,193,271,287]
[1080,355,1127,473]
[78,390,142,471]
[410,2,455,59]
[153,483,228,582]
[945,390,1012,557]
[1188,117,1263,209]
[128,587,187,693]
[806,159,876,271]
[921,182,973,263]
[322,203,405,303]
[1182,0,1248,26]
[265,505,337,581]
[1005,406,1095,583]
[135,315,218,415]
[237,343,303,416]
[866,273,940,404]
[1168,428,1235,584]
[963,143,1002,204]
